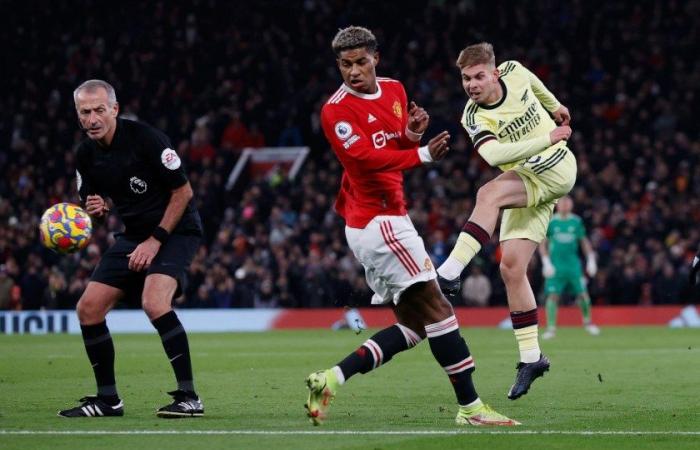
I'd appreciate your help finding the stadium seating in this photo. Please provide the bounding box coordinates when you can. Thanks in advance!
[1,0,698,309]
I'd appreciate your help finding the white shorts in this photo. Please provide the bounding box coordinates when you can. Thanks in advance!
[345,215,436,305]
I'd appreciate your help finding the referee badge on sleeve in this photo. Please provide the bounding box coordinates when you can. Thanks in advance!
[161,148,181,170]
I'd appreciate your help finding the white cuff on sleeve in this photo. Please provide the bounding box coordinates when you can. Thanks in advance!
[418,146,432,163]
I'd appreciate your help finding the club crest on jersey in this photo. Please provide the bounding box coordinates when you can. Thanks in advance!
[161,148,181,170]
[392,101,402,118]
[334,121,353,140]
[465,123,481,137]
[129,176,148,194]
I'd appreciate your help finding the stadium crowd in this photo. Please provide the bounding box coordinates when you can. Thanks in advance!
[1,0,699,310]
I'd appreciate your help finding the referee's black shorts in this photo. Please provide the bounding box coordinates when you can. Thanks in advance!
[90,234,200,307]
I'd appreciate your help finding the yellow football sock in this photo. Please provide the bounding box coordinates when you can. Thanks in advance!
[452,232,482,264]
[437,232,483,280]
[514,325,540,363]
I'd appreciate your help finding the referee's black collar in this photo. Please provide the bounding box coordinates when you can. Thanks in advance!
[479,78,507,110]
[97,117,123,150]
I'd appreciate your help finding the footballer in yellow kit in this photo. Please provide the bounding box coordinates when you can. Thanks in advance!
[436,42,576,401]
[463,59,576,242]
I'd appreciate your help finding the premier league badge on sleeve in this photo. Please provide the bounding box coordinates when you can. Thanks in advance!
[334,121,353,140]
[466,123,481,137]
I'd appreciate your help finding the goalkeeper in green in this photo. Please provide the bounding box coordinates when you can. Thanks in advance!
[538,196,600,339]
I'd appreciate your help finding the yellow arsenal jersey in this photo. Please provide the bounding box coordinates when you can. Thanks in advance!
[461,60,566,171]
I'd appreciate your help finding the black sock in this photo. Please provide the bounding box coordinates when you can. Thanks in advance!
[151,311,196,396]
[81,321,119,405]
[337,324,421,381]
[425,315,479,406]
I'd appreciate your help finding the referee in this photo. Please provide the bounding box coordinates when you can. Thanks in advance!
[59,80,204,418]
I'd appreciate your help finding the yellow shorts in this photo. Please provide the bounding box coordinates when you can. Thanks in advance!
[500,147,577,243]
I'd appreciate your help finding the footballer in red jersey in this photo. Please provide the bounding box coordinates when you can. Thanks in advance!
[305,26,519,428]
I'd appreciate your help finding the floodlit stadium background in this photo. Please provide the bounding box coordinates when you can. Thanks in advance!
[1,0,699,330]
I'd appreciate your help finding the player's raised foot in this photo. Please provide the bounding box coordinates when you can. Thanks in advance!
[156,390,204,418]
[58,396,124,418]
[585,323,601,336]
[305,369,340,425]
[455,403,521,426]
[437,275,461,303]
[542,328,556,340]
[508,354,551,400]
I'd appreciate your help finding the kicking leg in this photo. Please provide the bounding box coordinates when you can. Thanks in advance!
[437,171,528,299]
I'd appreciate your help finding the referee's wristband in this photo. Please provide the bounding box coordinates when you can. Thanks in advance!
[151,226,170,244]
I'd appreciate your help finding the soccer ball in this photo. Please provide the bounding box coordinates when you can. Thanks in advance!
[39,203,93,254]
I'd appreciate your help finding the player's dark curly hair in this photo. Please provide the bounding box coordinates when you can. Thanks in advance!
[331,26,378,55]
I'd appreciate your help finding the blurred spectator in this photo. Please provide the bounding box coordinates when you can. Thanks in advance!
[653,263,685,304]
[43,269,73,310]
[0,265,16,310]
[220,111,250,152]
[188,125,216,164]
[462,265,492,307]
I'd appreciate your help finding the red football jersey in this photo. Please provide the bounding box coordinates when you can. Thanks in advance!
[321,78,422,228]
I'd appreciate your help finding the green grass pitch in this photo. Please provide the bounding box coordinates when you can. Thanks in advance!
[1,327,698,449]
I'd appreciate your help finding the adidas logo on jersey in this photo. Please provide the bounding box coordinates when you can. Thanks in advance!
[521,89,529,103]
[368,113,377,123]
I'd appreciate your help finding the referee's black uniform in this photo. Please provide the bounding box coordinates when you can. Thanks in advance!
[76,117,203,301]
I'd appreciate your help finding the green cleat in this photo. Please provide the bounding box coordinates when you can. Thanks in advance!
[455,402,521,426]
[304,369,340,426]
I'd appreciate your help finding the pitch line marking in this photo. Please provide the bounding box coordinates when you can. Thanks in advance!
[1,430,699,436]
